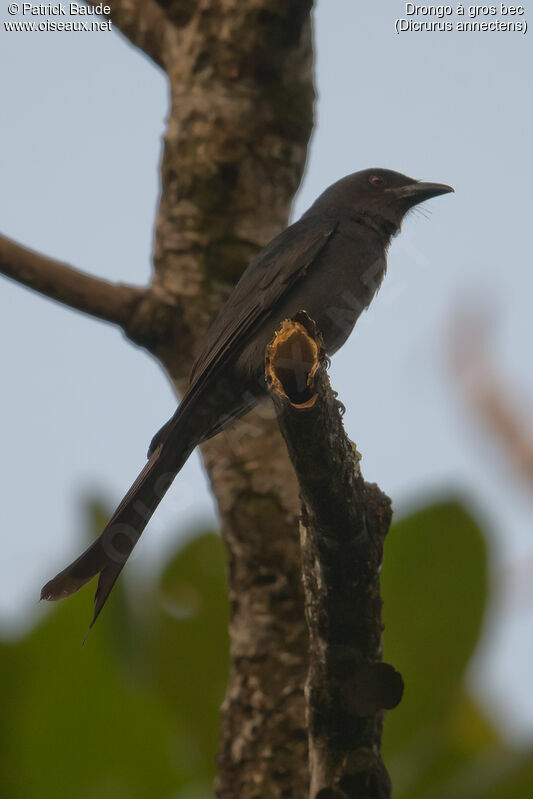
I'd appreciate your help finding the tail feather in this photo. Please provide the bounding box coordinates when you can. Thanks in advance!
[41,440,192,629]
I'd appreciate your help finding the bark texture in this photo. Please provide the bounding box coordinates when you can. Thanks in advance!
[267,318,403,799]
[1,2,315,796]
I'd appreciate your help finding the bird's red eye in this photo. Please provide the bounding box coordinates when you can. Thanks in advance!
[370,175,384,187]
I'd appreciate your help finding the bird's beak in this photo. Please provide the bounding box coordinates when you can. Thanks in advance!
[390,181,454,204]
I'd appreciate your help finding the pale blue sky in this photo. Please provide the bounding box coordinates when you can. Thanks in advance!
[1,1,532,739]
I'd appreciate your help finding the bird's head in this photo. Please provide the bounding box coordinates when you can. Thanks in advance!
[310,168,454,234]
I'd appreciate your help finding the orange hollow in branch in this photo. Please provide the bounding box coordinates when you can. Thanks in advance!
[265,314,323,408]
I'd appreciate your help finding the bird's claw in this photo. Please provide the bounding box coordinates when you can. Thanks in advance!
[331,390,346,416]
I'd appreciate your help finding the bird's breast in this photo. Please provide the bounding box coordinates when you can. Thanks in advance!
[236,222,387,383]
[285,223,388,355]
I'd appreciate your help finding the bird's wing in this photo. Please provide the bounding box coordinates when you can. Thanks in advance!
[189,215,337,389]
[148,216,337,456]
[148,215,338,456]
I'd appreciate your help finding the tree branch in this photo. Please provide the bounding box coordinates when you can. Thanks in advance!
[267,315,403,799]
[147,5,316,793]
[88,0,170,69]
[0,233,148,335]
[450,304,533,486]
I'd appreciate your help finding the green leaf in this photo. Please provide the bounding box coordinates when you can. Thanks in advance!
[0,578,177,799]
[0,505,229,799]
[381,500,489,754]
[151,532,230,785]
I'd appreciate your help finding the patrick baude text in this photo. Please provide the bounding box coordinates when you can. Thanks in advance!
[20,3,110,14]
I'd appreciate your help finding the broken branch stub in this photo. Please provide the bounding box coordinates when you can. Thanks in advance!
[265,311,326,408]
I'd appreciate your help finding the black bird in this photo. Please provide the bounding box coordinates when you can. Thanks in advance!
[41,168,453,625]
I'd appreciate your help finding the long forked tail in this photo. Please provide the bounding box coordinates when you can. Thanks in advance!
[41,439,193,629]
